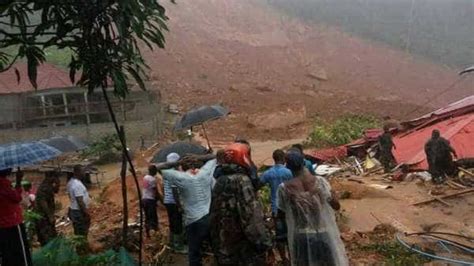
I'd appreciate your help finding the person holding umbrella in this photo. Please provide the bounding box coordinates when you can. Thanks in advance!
[0,168,33,266]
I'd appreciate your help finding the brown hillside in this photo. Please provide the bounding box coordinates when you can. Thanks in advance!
[142,0,473,141]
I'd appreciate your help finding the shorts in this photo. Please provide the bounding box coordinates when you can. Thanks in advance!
[273,215,288,242]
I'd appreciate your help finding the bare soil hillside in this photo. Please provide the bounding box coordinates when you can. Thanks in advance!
[143,0,473,141]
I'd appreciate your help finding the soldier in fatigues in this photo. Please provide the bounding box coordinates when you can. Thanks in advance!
[210,143,272,265]
[34,171,60,246]
[425,130,457,183]
[378,125,397,173]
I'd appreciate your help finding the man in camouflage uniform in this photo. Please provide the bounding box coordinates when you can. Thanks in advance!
[378,125,396,173]
[210,143,272,265]
[34,171,60,246]
[425,130,457,183]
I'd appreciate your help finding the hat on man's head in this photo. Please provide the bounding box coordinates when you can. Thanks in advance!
[224,143,252,169]
[166,153,180,163]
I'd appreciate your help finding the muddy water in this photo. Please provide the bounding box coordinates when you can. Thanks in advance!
[339,180,474,235]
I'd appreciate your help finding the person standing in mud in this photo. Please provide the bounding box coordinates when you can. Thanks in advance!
[425,129,457,183]
[291,144,316,175]
[378,125,397,173]
[0,168,33,266]
[162,153,186,253]
[142,165,162,238]
[67,165,91,238]
[277,150,348,266]
[260,149,293,264]
[210,143,272,265]
[234,138,261,189]
[35,171,61,246]
[161,155,217,266]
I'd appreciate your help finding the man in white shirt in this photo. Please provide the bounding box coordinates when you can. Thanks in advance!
[161,157,216,266]
[163,153,186,252]
[67,165,91,237]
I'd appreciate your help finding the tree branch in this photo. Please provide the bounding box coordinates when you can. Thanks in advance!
[0,53,20,73]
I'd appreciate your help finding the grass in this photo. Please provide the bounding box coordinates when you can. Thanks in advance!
[0,45,73,69]
[306,114,381,148]
[43,47,74,68]
[360,241,430,265]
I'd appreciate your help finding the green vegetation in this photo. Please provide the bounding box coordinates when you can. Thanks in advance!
[0,46,73,69]
[81,134,120,158]
[81,134,122,164]
[32,237,136,266]
[23,209,42,244]
[0,0,171,97]
[267,0,473,67]
[307,114,380,147]
[43,47,74,68]
[361,241,430,265]
[258,185,272,214]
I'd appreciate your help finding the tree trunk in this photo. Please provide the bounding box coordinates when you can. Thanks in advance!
[102,87,144,265]
[120,126,129,246]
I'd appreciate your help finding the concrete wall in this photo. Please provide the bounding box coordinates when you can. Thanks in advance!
[0,94,22,125]
[0,119,166,149]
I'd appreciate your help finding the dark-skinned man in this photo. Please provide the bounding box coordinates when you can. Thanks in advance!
[0,168,33,266]
[425,129,457,183]
[35,171,61,246]
[67,165,91,238]
[378,125,397,173]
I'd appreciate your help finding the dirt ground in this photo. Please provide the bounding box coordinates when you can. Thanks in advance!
[139,0,473,142]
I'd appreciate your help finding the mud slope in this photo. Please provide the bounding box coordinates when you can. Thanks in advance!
[143,0,473,140]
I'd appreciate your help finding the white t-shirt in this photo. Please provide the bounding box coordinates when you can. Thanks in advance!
[67,178,90,210]
[142,174,157,200]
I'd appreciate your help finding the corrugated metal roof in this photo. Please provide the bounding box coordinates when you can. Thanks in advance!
[394,113,474,170]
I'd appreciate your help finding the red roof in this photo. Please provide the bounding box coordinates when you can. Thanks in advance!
[393,113,474,170]
[0,63,74,94]
[307,146,348,162]
[402,95,474,129]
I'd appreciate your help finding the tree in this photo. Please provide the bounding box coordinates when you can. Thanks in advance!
[0,1,173,264]
[0,0,171,96]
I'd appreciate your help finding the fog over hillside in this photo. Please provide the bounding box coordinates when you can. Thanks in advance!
[267,0,474,67]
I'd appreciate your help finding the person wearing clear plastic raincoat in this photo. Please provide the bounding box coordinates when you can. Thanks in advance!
[277,149,348,266]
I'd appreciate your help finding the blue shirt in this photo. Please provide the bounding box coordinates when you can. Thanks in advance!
[260,164,293,215]
[162,159,217,225]
[305,159,316,175]
[163,178,176,204]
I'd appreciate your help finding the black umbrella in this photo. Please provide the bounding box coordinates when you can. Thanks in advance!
[174,104,229,149]
[460,65,474,75]
[151,141,208,163]
[40,136,88,153]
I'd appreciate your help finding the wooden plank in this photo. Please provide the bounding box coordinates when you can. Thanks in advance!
[413,188,474,206]
[458,167,474,178]
[447,180,467,189]
[433,197,452,207]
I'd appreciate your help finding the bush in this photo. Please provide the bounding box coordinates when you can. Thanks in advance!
[307,114,380,147]
[81,134,122,164]
[361,241,430,265]
[32,237,136,266]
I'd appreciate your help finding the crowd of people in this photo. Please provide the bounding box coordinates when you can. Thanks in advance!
[0,138,354,266]
[0,165,90,266]
[142,140,349,266]
[0,127,458,266]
